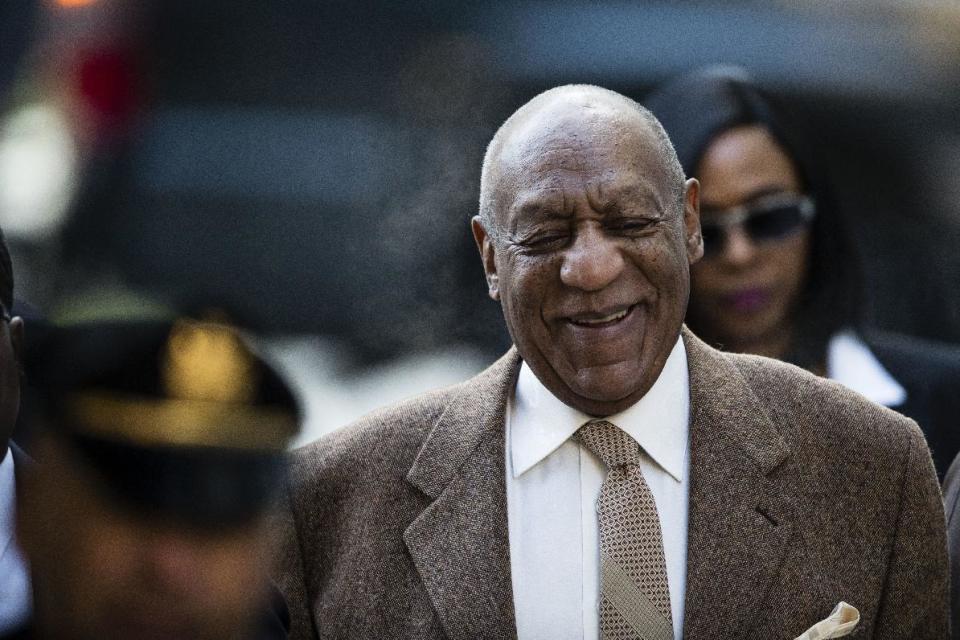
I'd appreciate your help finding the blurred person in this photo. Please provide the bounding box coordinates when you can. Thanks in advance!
[0,0,37,632]
[0,232,30,634]
[273,85,946,639]
[645,66,960,478]
[11,313,300,640]
[9,299,49,452]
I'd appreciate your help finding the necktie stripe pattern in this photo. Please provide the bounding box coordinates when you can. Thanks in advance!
[601,557,674,640]
[577,419,674,640]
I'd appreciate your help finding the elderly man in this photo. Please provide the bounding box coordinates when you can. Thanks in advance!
[0,232,28,635]
[0,0,37,634]
[274,85,948,639]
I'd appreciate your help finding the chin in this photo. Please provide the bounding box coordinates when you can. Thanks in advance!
[566,392,640,418]
[566,365,650,415]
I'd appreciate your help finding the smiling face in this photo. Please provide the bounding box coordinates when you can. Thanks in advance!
[473,95,702,416]
[689,125,809,356]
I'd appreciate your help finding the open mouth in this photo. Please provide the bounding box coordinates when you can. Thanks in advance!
[567,304,637,328]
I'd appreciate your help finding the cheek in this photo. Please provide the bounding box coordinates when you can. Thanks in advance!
[643,242,692,309]
[74,511,143,606]
[175,532,269,637]
[498,259,553,329]
[202,536,267,603]
[86,521,137,570]
[34,487,134,623]
[779,233,811,286]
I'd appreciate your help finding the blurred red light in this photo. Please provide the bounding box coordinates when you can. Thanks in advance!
[54,0,100,7]
[75,46,140,138]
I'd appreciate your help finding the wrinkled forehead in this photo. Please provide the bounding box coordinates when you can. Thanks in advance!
[493,103,671,212]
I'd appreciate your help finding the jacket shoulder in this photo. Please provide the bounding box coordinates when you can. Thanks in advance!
[287,382,462,486]
[286,347,520,487]
[728,352,924,463]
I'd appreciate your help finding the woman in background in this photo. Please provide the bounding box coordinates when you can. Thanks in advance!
[644,66,960,478]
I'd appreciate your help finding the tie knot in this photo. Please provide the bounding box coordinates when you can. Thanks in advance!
[576,419,641,468]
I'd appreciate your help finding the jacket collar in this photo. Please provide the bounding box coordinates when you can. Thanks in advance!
[680,327,802,638]
[404,348,521,640]
[509,336,689,482]
[406,348,521,499]
[404,329,801,639]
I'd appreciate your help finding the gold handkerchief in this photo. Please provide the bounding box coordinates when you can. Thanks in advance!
[794,602,860,640]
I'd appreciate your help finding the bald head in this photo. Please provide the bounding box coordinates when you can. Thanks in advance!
[478,84,685,237]
[469,85,702,416]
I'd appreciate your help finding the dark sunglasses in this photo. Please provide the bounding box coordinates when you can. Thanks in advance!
[699,194,815,257]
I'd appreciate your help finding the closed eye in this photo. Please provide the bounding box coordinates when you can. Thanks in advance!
[516,231,570,252]
[605,217,659,234]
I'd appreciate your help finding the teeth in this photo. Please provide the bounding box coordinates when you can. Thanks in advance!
[575,307,629,326]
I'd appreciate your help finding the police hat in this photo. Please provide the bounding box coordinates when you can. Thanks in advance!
[29,313,301,528]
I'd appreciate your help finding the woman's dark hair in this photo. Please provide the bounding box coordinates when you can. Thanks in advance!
[643,66,863,369]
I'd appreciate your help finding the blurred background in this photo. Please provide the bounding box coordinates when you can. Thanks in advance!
[3,0,959,445]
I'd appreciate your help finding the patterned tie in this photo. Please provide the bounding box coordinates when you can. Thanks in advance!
[577,419,674,640]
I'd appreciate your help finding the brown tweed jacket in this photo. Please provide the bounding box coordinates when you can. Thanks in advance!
[273,328,948,639]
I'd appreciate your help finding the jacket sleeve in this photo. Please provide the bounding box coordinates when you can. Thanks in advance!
[873,424,949,639]
[269,478,317,640]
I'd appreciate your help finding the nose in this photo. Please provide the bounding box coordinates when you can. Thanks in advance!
[560,226,625,291]
[719,226,757,266]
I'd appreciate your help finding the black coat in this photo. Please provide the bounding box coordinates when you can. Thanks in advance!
[864,330,960,480]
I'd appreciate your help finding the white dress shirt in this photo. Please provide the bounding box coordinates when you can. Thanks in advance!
[0,446,31,633]
[507,337,690,640]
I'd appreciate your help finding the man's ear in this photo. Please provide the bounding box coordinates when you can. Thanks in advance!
[471,216,500,301]
[682,178,703,265]
[9,316,23,365]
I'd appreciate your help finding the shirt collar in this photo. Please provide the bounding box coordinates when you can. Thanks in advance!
[0,446,16,556]
[510,336,690,482]
[827,330,907,407]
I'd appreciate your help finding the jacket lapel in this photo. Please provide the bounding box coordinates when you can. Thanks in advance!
[401,331,803,639]
[403,349,521,640]
[680,329,800,639]
[10,442,35,507]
